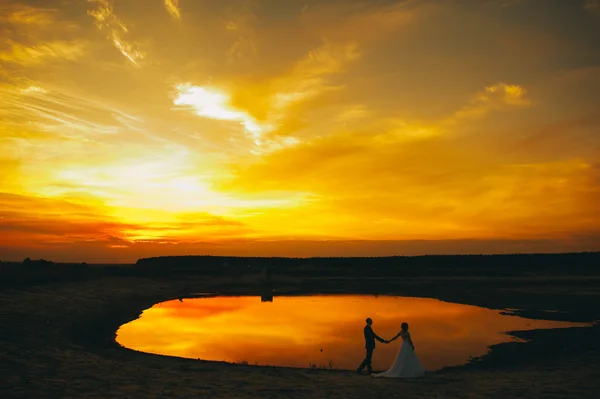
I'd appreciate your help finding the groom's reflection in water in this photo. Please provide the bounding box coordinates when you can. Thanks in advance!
[357,318,386,375]
[117,295,584,371]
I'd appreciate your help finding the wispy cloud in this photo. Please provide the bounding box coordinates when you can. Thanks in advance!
[223,1,257,63]
[445,82,531,124]
[87,0,145,65]
[299,0,415,42]
[0,40,86,66]
[345,82,532,143]
[270,41,361,110]
[335,105,369,124]
[0,3,85,69]
[0,3,55,26]
[0,82,142,140]
[164,0,181,19]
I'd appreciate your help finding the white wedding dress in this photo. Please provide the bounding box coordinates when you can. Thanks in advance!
[372,332,425,378]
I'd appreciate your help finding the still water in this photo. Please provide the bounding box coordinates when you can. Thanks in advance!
[116,295,585,371]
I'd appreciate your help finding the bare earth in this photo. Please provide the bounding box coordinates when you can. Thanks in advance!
[1,272,600,399]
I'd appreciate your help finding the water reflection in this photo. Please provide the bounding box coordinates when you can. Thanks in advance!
[116,295,585,371]
[261,293,273,302]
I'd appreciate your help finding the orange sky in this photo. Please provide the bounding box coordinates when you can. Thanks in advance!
[116,295,585,370]
[1,0,599,262]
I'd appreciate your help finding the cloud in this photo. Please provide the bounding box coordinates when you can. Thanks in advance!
[446,82,531,124]
[0,192,120,246]
[1,0,598,260]
[334,105,369,124]
[0,158,22,192]
[298,0,415,42]
[223,1,257,63]
[175,212,245,228]
[164,0,180,19]
[178,40,361,151]
[0,40,86,66]
[166,1,420,153]
[509,111,600,157]
[0,3,55,26]
[213,110,599,241]
[485,82,531,106]
[0,3,85,70]
[173,84,273,146]
[171,0,418,149]
[110,37,144,65]
[207,79,536,196]
[0,82,143,140]
[87,0,145,65]
[0,82,186,212]
[269,41,361,111]
[0,192,251,248]
[238,40,362,115]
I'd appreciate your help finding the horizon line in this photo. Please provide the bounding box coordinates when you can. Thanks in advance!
[2,250,599,265]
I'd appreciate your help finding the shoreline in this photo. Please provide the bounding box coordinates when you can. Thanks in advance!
[2,273,600,398]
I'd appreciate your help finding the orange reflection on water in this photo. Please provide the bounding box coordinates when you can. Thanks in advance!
[116,295,584,371]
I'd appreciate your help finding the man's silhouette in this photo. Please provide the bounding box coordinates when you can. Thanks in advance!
[357,317,386,374]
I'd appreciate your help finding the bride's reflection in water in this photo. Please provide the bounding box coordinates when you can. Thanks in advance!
[116,295,586,371]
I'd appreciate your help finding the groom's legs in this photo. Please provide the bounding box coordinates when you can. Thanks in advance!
[357,348,373,374]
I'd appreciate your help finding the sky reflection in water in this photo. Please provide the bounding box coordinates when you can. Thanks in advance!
[117,295,584,371]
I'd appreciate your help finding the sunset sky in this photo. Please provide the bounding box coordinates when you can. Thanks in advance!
[1,0,599,262]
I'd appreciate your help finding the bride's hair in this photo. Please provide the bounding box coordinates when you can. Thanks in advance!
[401,322,409,331]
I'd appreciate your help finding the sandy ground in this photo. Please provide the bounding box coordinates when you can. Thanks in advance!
[1,273,600,399]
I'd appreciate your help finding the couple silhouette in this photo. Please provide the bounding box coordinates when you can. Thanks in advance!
[357,318,425,378]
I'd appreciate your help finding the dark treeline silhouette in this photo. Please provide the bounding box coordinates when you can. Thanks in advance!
[0,258,90,287]
[2,252,598,287]
[22,257,54,266]
[135,252,600,278]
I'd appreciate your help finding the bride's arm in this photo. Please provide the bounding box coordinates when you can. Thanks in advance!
[388,332,402,342]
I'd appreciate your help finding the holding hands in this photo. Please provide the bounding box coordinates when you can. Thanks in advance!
[384,334,400,344]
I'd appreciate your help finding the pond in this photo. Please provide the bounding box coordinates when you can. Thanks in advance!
[116,295,586,371]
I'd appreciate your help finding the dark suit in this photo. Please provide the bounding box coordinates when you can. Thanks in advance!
[357,325,384,373]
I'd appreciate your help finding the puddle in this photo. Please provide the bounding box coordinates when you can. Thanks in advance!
[117,295,587,371]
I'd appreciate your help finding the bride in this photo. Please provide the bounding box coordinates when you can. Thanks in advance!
[372,322,425,379]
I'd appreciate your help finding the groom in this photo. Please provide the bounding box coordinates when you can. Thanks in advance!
[357,318,387,375]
